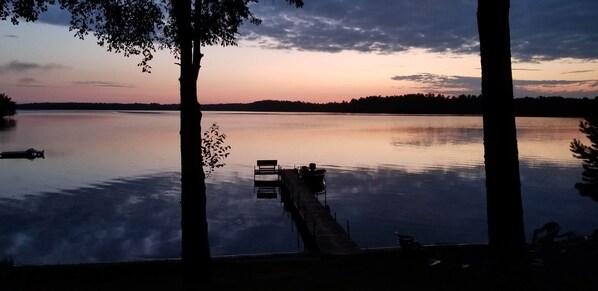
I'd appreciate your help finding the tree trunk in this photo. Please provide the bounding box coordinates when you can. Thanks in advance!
[173,0,211,288]
[477,0,526,251]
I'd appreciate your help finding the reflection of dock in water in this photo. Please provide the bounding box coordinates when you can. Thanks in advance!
[278,169,360,255]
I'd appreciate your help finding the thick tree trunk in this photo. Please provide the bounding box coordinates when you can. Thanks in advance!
[477,0,526,251]
[173,0,211,288]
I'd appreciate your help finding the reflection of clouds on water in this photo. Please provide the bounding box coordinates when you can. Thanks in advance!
[324,165,487,248]
[323,162,598,248]
[0,171,302,265]
[0,173,181,265]
[2,161,596,265]
[206,173,302,255]
[390,127,483,147]
[519,160,598,235]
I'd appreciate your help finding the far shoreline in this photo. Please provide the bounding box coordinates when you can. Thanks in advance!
[15,94,598,117]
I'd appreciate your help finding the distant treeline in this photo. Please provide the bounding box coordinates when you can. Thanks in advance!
[17,102,179,111]
[204,94,598,117]
[17,94,598,117]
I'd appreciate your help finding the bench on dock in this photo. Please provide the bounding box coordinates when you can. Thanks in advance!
[254,160,280,176]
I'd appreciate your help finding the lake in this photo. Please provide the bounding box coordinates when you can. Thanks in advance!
[1,110,597,265]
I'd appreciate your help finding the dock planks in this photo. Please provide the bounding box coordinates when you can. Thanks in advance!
[280,169,360,255]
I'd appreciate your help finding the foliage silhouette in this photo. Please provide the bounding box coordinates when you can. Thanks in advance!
[570,114,598,200]
[202,123,231,178]
[0,93,16,118]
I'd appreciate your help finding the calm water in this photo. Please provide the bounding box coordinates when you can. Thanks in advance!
[1,111,597,265]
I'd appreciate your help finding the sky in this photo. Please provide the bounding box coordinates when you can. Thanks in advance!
[0,0,597,104]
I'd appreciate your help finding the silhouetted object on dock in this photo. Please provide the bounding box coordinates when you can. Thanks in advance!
[254,160,281,178]
[570,114,598,201]
[0,148,44,160]
[299,163,327,193]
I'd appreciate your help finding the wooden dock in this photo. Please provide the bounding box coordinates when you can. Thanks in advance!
[280,169,361,255]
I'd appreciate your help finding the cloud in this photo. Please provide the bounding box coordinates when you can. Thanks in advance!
[563,70,594,74]
[513,79,598,97]
[510,0,598,61]
[242,1,477,54]
[241,0,598,61]
[4,34,18,38]
[16,77,45,87]
[391,73,480,95]
[391,73,598,97]
[15,0,598,61]
[0,61,70,74]
[74,81,135,88]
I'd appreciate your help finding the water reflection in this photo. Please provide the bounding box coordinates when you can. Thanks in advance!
[322,161,598,249]
[322,165,487,248]
[206,171,303,256]
[0,171,305,265]
[0,173,181,265]
[3,161,595,265]
[0,118,16,131]
[2,111,597,265]
[390,127,483,147]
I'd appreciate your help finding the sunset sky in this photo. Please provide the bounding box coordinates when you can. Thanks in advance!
[1,0,597,104]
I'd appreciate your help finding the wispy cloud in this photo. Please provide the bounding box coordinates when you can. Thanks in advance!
[0,61,70,74]
[391,73,598,97]
[512,68,541,71]
[513,79,598,97]
[74,81,135,88]
[16,77,45,87]
[563,70,594,74]
[391,73,480,95]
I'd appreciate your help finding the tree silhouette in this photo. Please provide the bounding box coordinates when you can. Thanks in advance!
[2,0,303,287]
[202,123,231,178]
[0,93,16,118]
[570,115,598,200]
[477,0,526,263]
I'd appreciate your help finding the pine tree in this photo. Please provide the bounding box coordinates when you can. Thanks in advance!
[571,114,598,200]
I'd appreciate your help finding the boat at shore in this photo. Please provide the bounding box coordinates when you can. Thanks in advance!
[0,148,45,160]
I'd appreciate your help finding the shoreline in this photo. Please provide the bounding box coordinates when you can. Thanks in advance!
[3,243,597,290]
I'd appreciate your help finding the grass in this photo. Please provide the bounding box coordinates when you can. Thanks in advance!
[2,244,598,291]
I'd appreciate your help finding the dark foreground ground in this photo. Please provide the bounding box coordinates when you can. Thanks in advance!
[2,244,597,291]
